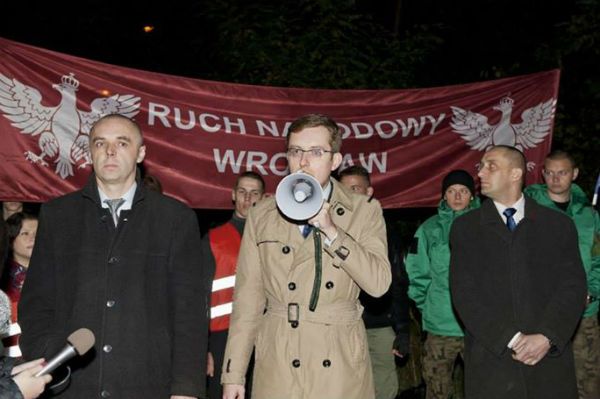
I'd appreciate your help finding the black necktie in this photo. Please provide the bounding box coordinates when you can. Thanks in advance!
[503,208,517,232]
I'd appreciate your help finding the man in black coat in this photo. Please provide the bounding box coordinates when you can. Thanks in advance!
[19,115,209,399]
[339,165,410,399]
[449,145,587,399]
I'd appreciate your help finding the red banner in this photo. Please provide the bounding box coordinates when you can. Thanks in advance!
[0,37,559,208]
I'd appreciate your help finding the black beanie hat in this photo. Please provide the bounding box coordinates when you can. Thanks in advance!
[442,169,475,198]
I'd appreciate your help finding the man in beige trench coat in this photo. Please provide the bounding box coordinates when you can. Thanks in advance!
[222,114,392,399]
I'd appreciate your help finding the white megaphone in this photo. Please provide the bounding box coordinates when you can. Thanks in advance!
[275,171,324,220]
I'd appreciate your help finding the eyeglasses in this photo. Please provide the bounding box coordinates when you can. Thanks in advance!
[287,147,333,159]
[542,170,571,178]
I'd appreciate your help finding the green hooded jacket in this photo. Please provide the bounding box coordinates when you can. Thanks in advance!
[524,183,600,318]
[406,197,480,336]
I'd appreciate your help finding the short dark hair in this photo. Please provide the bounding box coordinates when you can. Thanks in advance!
[545,150,576,169]
[89,114,143,145]
[235,171,266,193]
[490,145,527,185]
[5,212,38,248]
[338,165,371,186]
[286,114,342,153]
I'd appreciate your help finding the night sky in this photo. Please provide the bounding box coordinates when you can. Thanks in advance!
[0,0,580,86]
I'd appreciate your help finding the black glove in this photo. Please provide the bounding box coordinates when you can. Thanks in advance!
[393,332,410,356]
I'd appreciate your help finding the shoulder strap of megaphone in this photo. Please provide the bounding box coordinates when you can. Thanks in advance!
[309,229,322,312]
[308,179,337,311]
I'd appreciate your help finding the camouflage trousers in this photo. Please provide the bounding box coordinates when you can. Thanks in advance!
[422,334,464,399]
[573,315,600,399]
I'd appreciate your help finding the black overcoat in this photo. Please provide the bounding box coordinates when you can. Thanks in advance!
[449,198,586,399]
[18,176,209,398]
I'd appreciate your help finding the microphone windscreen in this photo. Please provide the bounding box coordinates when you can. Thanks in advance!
[67,328,95,355]
[0,290,11,335]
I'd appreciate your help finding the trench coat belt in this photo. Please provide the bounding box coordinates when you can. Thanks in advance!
[266,299,363,325]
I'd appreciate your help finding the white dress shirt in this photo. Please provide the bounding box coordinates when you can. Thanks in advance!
[493,194,525,227]
[99,182,137,219]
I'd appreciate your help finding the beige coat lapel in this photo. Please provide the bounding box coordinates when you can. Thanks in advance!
[329,179,355,233]
[290,222,315,270]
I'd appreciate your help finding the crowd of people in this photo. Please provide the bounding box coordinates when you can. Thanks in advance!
[0,113,598,399]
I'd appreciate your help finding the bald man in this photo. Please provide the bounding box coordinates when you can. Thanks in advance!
[19,114,209,399]
[449,145,587,399]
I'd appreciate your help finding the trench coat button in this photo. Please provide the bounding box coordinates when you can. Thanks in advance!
[282,246,290,254]
[100,215,108,222]
[336,207,345,216]
[108,257,118,264]
[288,282,296,291]
[103,345,112,353]
[292,359,301,368]
[322,359,331,367]
[100,390,111,398]
[291,321,299,328]
[106,300,115,308]
[325,281,334,289]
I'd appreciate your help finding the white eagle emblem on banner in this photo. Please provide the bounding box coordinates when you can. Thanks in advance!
[450,96,556,151]
[0,73,140,178]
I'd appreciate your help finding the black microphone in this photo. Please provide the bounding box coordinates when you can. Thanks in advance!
[35,328,95,377]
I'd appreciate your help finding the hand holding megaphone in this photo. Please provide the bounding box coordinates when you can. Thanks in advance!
[275,171,324,220]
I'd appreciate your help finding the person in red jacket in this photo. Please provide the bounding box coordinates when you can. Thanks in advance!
[204,171,266,399]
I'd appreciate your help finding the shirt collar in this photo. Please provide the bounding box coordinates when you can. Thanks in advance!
[99,182,137,213]
[493,194,525,224]
[322,181,332,200]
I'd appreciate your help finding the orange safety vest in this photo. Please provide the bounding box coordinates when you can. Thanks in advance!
[209,222,242,332]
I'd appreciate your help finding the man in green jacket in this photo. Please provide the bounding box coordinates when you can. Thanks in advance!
[524,150,600,399]
[406,170,480,399]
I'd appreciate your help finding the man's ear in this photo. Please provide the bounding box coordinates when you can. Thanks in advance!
[572,167,579,181]
[367,186,374,197]
[136,145,147,163]
[512,167,524,183]
[331,152,343,171]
